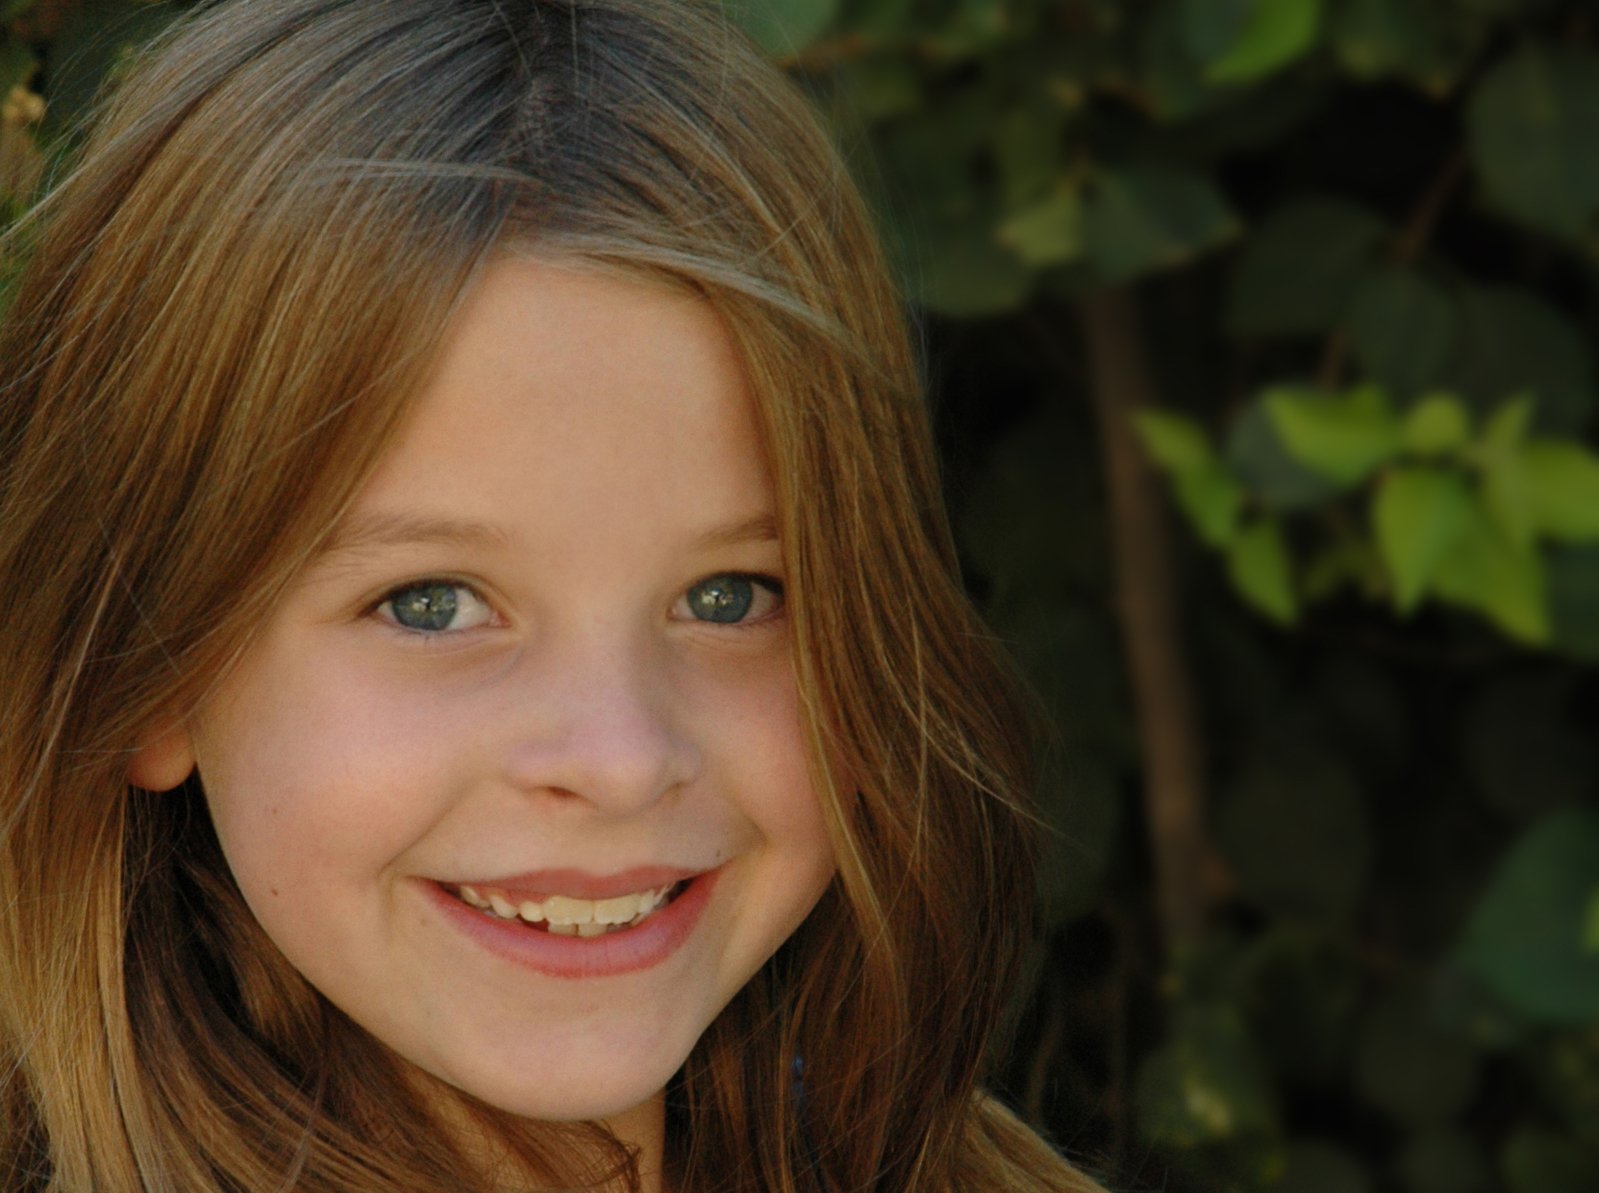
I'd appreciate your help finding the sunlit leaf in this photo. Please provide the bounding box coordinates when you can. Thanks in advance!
[1371,466,1472,611]
[1401,393,1471,458]
[1135,409,1213,473]
[1522,440,1599,542]
[1456,808,1599,1024]
[1265,383,1402,485]
[1226,517,1296,622]
[1177,463,1247,547]
[1432,498,1549,644]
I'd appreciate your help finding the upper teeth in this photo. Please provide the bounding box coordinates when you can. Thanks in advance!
[457,883,676,929]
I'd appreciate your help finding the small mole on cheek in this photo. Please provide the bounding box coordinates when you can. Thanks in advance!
[270,887,280,897]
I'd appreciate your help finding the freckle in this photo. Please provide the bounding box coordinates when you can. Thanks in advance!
[270,887,280,897]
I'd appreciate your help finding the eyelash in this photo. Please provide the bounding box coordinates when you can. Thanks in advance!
[368,573,786,636]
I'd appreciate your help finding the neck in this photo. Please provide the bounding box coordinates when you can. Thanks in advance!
[602,1091,668,1193]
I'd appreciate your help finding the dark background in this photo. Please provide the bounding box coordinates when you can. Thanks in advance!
[4,2,1598,1190]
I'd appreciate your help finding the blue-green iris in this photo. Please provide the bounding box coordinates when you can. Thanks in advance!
[389,583,460,632]
[686,575,754,623]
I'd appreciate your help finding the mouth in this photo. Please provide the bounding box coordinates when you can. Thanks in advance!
[445,880,690,938]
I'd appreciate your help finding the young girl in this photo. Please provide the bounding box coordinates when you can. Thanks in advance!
[0,1,1106,1190]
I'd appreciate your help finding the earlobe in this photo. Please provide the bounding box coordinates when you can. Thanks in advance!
[127,720,197,792]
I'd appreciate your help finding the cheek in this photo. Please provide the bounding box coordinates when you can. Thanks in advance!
[708,658,836,871]
[193,649,470,899]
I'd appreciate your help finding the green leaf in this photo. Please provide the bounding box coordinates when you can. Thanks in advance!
[909,223,1031,317]
[1082,163,1240,284]
[1135,410,1213,472]
[1522,440,1599,541]
[1432,497,1550,643]
[1456,808,1599,1024]
[1177,463,1247,548]
[1226,518,1296,622]
[997,189,1082,267]
[1225,196,1387,337]
[992,107,1065,207]
[730,0,841,55]
[1355,987,1481,1126]
[1483,393,1537,455]
[1468,46,1599,239]
[1445,286,1595,434]
[1202,0,1324,84]
[1135,1003,1277,1147]
[1402,393,1471,458]
[1217,746,1372,921]
[1502,1130,1599,1193]
[1372,466,1472,612]
[1346,268,1457,401]
[1585,887,1599,953]
[1265,383,1403,486]
[1226,400,1345,511]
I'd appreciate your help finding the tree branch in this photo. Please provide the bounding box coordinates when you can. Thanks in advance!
[1075,287,1211,950]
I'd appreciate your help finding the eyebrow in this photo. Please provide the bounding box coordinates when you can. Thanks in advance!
[317,510,779,559]
[317,512,513,559]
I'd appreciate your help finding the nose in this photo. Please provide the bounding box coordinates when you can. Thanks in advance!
[494,635,701,815]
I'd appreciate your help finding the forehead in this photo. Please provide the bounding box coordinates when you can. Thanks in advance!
[338,256,774,559]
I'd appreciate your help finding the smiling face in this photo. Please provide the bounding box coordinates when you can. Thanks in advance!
[137,257,836,1137]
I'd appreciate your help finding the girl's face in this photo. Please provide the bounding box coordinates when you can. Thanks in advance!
[140,258,836,1129]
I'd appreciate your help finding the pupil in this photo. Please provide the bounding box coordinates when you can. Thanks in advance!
[392,584,458,632]
[689,576,753,623]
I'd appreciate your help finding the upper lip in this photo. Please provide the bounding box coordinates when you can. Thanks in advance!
[437,864,703,902]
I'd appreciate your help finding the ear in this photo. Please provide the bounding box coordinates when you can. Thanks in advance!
[127,718,197,792]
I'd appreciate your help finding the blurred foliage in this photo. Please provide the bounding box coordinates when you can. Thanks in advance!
[3,0,1598,1190]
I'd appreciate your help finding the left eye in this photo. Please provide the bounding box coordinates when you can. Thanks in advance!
[376,581,495,634]
[676,574,784,625]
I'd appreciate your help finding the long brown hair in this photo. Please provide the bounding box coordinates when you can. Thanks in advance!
[0,1,1103,1189]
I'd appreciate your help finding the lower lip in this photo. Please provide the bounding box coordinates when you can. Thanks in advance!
[421,870,719,980]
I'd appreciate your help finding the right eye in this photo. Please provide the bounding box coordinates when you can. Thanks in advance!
[375,580,496,634]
